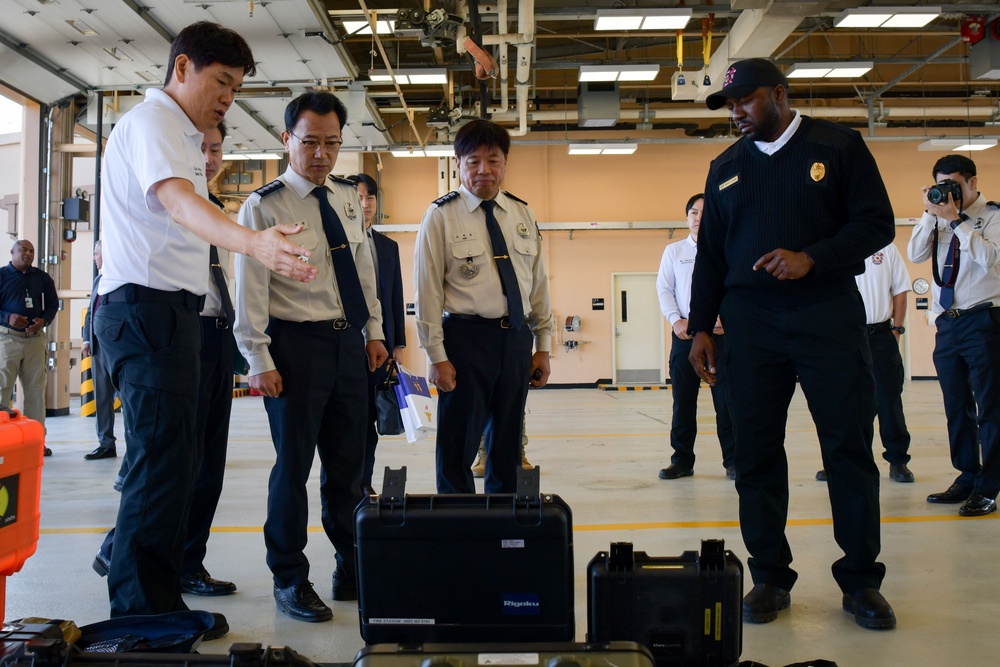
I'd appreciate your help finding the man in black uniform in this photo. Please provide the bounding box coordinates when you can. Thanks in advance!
[82,240,118,461]
[352,173,406,490]
[0,240,58,458]
[689,58,896,629]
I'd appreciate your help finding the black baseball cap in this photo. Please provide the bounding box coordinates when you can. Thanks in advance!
[705,58,789,110]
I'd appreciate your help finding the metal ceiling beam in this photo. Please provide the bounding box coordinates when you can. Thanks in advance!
[121,0,177,43]
[0,28,91,94]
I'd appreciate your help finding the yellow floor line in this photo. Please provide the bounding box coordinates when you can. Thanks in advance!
[41,511,997,536]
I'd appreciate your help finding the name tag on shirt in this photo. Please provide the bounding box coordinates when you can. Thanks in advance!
[452,231,479,243]
[719,175,739,191]
[25,297,34,309]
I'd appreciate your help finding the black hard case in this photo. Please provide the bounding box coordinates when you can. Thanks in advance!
[586,541,743,667]
[354,642,655,667]
[355,468,574,644]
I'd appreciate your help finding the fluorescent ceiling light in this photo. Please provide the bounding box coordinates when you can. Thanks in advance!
[224,153,283,160]
[424,145,455,157]
[135,71,157,82]
[579,64,658,82]
[834,7,940,29]
[390,148,427,157]
[594,9,692,31]
[407,69,448,84]
[568,143,638,155]
[917,138,997,152]
[103,47,132,62]
[954,139,997,151]
[66,19,98,36]
[342,19,396,35]
[786,62,873,79]
[369,69,446,85]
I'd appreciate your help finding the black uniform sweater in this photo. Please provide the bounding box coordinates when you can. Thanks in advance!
[689,115,895,332]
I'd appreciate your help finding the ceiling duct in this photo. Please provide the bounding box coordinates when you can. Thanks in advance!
[971,19,1000,79]
[578,82,620,128]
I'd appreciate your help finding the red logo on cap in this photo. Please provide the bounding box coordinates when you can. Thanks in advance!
[723,66,737,88]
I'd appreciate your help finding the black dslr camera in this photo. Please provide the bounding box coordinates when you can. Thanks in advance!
[927,179,963,205]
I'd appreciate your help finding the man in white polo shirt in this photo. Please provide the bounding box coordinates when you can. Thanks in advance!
[95,21,317,620]
[818,244,914,483]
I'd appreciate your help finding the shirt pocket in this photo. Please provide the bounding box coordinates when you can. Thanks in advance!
[289,221,322,251]
[449,239,489,286]
[511,237,538,276]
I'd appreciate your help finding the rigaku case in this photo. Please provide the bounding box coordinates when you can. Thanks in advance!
[355,467,574,644]
[587,540,743,667]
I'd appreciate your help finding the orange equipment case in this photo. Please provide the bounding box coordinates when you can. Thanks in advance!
[0,408,45,626]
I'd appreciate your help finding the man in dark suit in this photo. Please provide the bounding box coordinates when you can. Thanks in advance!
[83,240,118,460]
[353,173,406,489]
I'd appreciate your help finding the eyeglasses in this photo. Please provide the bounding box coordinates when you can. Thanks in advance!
[289,130,343,153]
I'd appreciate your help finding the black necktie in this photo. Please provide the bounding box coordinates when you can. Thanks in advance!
[209,245,235,325]
[480,199,524,329]
[312,187,369,329]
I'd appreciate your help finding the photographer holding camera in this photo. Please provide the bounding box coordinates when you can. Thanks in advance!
[907,154,1000,517]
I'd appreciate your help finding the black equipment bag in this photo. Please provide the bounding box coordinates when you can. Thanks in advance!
[587,540,743,667]
[354,642,655,667]
[374,361,404,436]
[355,467,574,644]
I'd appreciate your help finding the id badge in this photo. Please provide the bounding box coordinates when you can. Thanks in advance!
[25,296,34,309]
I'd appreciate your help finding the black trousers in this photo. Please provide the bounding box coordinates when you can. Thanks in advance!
[362,362,390,489]
[182,318,235,576]
[95,295,202,616]
[720,290,884,594]
[91,341,117,450]
[867,328,911,464]
[262,318,367,589]
[668,333,735,469]
[933,307,1000,499]
[436,317,532,494]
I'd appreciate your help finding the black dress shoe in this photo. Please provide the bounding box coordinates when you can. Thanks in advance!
[889,463,914,483]
[958,493,998,517]
[273,582,332,622]
[927,483,973,504]
[84,446,117,461]
[43,447,52,457]
[725,466,737,481]
[842,588,896,629]
[658,464,693,480]
[92,551,110,577]
[332,568,358,601]
[815,469,827,482]
[181,570,237,596]
[203,612,229,641]
[742,583,790,623]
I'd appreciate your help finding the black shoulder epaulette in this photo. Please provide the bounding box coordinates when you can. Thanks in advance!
[987,201,1000,210]
[254,179,285,198]
[328,175,357,187]
[504,191,528,206]
[433,191,460,206]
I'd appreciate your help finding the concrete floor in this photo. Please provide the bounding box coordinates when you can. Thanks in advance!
[5,381,998,666]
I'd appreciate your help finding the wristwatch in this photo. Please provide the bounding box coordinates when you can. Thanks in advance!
[891,326,905,334]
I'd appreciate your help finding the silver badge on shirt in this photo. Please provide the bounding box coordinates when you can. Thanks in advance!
[460,260,480,279]
[517,222,530,238]
[344,202,357,219]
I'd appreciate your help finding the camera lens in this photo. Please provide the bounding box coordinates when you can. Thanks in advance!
[927,186,945,205]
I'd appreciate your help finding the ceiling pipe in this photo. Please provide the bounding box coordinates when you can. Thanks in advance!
[488,105,1000,123]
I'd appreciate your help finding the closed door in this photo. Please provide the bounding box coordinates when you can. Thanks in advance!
[612,273,665,384]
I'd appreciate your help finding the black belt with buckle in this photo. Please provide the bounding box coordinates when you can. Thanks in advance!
[332,318,351,330]
[942,302,994,319]
[103,284,206,311]
[867,320,892,335]
[201,316,229,330]
[446,313,513,329]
